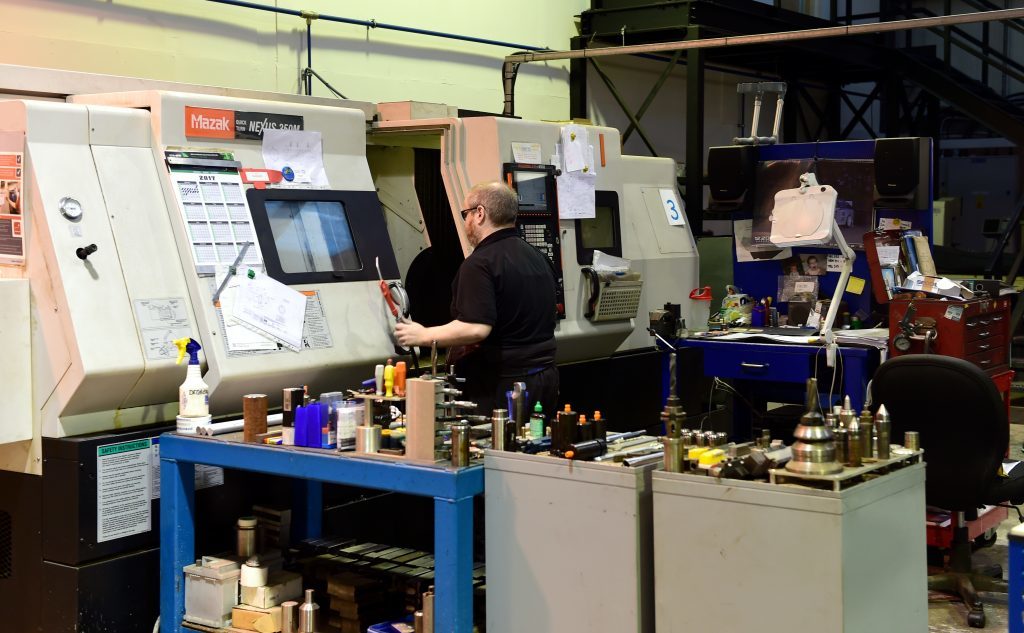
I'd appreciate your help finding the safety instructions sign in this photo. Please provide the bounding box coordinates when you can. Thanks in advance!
[96,437,224,543]
[0,148,25,265]
[96,440,152,543]
[167,151,263,274]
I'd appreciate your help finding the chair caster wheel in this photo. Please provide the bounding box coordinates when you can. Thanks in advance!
[967,608,986,628]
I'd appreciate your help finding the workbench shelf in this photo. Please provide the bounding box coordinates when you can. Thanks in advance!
[158,432,484,633]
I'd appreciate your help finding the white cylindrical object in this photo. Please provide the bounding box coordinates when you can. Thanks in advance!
[177,414,212,435]
[239,558,268,588]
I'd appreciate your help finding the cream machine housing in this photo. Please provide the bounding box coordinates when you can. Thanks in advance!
[0,93,402,475]
[369,110,699,363]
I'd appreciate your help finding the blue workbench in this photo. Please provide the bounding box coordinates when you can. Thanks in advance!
[159,433,484,633]
[673,337,882,437]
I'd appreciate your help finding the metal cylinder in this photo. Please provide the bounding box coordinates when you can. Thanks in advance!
[451,421,471,467]
[423,588,434,633]
[281,601,298,633]
[860,420,873,460]
[356,425,381,453]
[236,516,257,558]
[833,427,847,465]
[243,394,269,442]
[904,430,920,451]
[760,428,771,448]
[876,421,891,460]
[663,436,685,473]
[491,409,510,451]
[414,610,424,633]
[847,427,862,467]
[298,589,319,633]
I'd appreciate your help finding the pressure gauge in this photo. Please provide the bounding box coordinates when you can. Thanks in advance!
[893,333,912,353]
[59,197,83,221]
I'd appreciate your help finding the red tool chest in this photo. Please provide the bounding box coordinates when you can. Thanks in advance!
[888,297,1011,375]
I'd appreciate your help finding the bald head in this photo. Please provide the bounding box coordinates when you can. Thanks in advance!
[467,181,518,227]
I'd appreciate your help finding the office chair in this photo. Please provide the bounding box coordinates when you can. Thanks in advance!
[872,355,1024,628]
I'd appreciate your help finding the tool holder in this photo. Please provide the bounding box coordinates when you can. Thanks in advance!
[732,81,786,146]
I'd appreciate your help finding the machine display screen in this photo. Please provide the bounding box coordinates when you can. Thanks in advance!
[265,200,361,273]
[514,171,549,211]
[579,206,617,250]
[574,191,622,265]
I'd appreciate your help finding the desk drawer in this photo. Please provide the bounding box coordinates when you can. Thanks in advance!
[966,346,1007,372]
[703,348,812,382]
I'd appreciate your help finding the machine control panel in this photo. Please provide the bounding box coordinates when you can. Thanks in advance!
[504,163,565,318]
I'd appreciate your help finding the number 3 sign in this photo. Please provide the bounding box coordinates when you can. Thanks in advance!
[660,188,685,226]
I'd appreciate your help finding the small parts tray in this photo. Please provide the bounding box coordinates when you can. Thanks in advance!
[768,449,923,492]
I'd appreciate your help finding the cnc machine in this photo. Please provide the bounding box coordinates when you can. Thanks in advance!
[0,91,700,632]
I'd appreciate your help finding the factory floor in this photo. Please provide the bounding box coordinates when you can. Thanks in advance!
[927,414,1024,631]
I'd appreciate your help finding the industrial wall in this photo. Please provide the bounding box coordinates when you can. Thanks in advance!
[0,0,586,121]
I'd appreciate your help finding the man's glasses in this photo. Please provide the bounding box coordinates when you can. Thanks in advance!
[460,204,483,221]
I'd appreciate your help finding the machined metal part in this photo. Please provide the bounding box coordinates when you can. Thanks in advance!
[236,516,257,558]
[875,405,891,459]
[491,409,511,451]
[847,424,862,467]
[663,436,685,472]
[904,430,920,451]
[450,421,471,467]
[859,406,874,459]
[786,378,843,475]
[422,588,434,633]
[356,424,381,453]
[281,600,298,633]
[623,451,665,467]
[833,427,847,464]
[298,589,319,633]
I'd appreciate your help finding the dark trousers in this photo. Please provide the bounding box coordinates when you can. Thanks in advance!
[462,365,560,422]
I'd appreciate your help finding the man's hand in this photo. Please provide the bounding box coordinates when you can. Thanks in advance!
[395,320,428,347]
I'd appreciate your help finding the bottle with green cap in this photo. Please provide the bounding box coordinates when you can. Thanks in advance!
[529,401,545,439]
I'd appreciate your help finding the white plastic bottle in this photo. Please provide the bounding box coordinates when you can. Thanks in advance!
[174,337,211,433]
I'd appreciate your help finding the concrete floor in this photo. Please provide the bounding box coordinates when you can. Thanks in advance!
[927,418,1024,631]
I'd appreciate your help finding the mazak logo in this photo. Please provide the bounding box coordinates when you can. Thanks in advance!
[185,107,234,139]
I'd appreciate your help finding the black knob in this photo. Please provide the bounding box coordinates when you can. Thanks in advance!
[76,244,98,260]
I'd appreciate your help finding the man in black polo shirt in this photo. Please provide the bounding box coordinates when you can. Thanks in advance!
[395,181,559,416]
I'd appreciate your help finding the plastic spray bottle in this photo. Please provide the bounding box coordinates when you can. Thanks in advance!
[174,337,211,433]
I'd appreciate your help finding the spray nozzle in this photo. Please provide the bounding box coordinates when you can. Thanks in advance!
[174,337,202,366]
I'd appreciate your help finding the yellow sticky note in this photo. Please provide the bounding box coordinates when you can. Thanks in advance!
[846,276,865,295]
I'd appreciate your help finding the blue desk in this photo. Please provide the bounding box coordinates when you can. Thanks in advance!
[674,337,882,436]
[159,433,484,633]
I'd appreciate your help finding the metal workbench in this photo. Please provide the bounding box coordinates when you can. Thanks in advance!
[158,433,484,633]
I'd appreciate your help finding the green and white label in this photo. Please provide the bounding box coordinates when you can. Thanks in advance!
[96,439,152,543]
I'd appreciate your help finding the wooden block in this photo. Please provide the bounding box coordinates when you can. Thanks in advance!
[232,605,281,633]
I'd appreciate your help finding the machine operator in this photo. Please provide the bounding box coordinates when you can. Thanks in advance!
[396,181,559,416]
